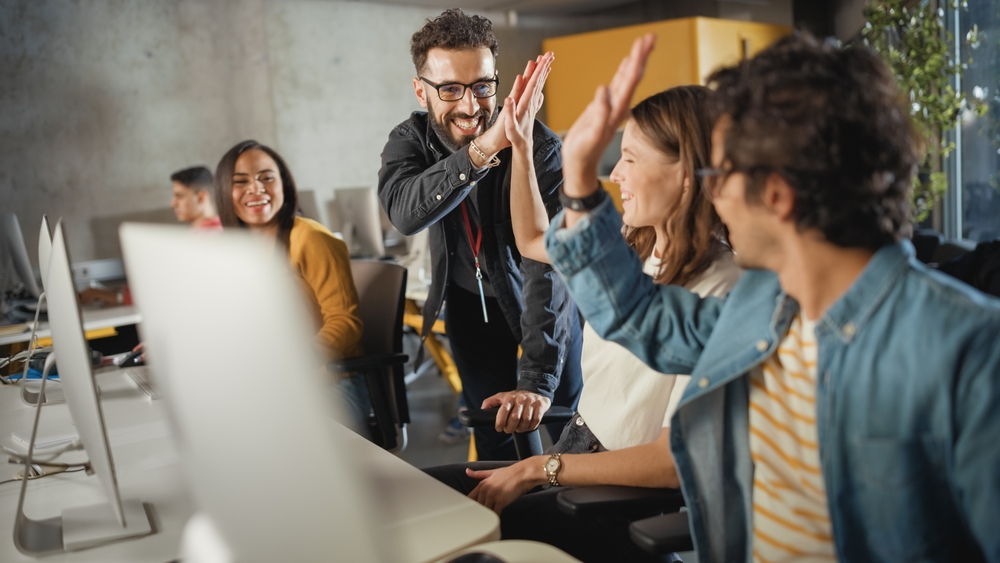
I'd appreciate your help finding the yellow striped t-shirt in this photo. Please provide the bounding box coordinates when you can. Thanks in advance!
[749,313,836,562]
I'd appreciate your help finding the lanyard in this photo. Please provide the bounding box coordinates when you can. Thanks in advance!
[459,201,489,323]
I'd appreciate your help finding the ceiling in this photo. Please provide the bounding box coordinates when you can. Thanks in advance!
[361,0,642,17]
[361,0,780,18]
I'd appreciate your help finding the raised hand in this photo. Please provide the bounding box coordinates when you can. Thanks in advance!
[561,34,656,197]
[504,52,553,151]
[502,53,557,263]
[473,54,551,159]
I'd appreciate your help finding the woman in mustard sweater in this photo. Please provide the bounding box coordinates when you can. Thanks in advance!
[213,140,369,430]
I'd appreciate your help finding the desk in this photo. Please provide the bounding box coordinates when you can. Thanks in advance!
[0,368,191,562]
[0,305,142,347]
[0,367,500,562]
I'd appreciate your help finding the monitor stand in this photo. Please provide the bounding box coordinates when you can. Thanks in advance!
[13,356,151,556]
[20,379,65,405]
[18,291,64,406]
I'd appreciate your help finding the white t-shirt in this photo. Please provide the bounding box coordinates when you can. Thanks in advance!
[576,250,742,451]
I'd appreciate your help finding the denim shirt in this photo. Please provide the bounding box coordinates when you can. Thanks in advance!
[546,199,1000,563]
[377,111,578,398]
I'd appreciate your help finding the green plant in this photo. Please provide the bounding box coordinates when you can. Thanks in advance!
[862,0,987,221]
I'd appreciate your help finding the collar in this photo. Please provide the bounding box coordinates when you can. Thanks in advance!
[817,239,913,343]
[422,112,448,158]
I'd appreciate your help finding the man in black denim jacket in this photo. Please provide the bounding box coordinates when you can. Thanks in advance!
[377,9,582,460]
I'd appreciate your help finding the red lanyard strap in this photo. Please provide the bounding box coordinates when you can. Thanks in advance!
[459,200,489,323]
[459,201,481,260]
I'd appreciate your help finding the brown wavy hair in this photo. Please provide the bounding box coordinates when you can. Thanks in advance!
[214,140,299,249]
[623,86,727,287]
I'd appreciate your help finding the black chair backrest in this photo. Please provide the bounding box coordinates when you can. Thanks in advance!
[350,260,406,357]
[938,239,1000,298]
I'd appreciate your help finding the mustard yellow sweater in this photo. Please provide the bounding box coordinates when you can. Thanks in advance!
[288,217,364,360]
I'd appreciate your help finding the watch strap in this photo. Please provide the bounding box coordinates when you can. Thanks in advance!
[545,453,562,487]
[558,185,607,212]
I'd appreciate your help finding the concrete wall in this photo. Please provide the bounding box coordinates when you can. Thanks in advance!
[0,0,441,265]
[1,0,793,268]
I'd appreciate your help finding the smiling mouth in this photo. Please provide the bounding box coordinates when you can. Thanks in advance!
[621,191,634,204]
[452,116,481,132]
[245,200,270,208]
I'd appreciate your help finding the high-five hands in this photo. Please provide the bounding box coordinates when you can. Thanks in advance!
[473,53,554,158]
[561,34,656,197]
[503,52,554,152]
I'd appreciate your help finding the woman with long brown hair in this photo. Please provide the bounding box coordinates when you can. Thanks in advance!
[214,140,370,431]
[425,58,740,562]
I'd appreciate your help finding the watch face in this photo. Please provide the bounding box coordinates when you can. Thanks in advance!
[544,457,560,473]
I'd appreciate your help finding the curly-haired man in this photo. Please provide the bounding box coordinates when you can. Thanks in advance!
[548,33,1000,561]
[378,9,582,461]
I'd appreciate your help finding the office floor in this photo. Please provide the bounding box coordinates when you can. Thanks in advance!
[397,366,470,468]
[396,333,554,469]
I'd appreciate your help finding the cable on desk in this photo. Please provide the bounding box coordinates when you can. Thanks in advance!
[0,466,86,487]
[3,440,84,464]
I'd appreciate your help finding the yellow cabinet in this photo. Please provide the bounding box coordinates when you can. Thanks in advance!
[542,17,791,133]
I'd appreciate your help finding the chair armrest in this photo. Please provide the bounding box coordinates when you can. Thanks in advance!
[330,353,408,373]
[557,485,685,518]
[459,406,575,428]
[629,511,694,554]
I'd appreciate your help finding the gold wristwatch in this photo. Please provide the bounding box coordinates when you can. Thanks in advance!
[544,453,563,487]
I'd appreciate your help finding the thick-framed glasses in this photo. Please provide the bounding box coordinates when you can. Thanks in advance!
[419,76,500,102]
[695,167,730,201]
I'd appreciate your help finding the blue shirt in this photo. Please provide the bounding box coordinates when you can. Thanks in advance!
[546,199,1000,563]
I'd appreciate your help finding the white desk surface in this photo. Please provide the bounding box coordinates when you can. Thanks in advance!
[0,305,142,346]
[0,369,500,562]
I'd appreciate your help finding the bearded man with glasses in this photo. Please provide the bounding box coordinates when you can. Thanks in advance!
[378,8,583,461]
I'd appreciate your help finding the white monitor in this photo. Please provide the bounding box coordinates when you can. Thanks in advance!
[19,214,57,404]
[14,220,151,555]
[119,223,386,562]
[2,212,42,299]
[335,187,385,258]
[38,215,52,292]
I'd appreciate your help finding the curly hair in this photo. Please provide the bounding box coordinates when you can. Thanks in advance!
[625,86,728,287]
[410,8,498,74]
[707,32,920,250]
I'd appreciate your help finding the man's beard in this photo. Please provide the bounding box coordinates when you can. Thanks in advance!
[427,103,500,153]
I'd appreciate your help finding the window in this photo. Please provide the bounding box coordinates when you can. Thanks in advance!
[944,1,1000,242]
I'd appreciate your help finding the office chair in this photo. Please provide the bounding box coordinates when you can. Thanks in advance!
[629,511,694,555]
[459,406,575,459]
[330,260,409,451]
[556,485,692,556]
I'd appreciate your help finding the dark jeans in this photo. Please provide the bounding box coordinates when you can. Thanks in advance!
[424,416,667,563]
[445,286,583,461]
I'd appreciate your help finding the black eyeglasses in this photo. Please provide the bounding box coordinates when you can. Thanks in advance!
[419,76,500,102]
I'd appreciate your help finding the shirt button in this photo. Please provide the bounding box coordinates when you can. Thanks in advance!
[843,322,856,337]
[435,194,442,200]
[698,377,709,389]
[470,181,476,187]
[459,173,467,181]
[756,340,769,352]
[575,417,585,426]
